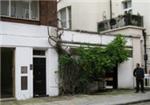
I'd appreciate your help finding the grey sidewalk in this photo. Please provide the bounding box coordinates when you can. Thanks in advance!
[1,90,150,105]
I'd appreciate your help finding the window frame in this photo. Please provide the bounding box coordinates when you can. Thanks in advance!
[0,0,39,21]
[122,0,132,14]
[58,6,72,29]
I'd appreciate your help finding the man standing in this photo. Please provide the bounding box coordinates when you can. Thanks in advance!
[133,63,145,93]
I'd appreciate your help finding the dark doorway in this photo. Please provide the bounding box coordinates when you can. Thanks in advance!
[33,58,46,97]
[112,66,118,89]
[105,66,118,89]
[0,48,14,98]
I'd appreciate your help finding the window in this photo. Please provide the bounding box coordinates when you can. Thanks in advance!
[68,6,72,29]
[123,0,131,9]
[0,0,39,20]
[122,0,132,14]
[31,1,39,20]
[60,8,67,28]
[33,50,45,56]
[0,0,9,16]
[59,6,72,29]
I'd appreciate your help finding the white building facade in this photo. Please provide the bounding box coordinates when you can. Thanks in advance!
[58,0,150,71]
[58,0,150,88]
[1,0,149,100]
[0,0,59,100]
[0,22,59,100]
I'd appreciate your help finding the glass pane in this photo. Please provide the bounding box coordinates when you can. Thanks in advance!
[33,50,45,56]
[123,2,128,9]
[11,1,16,17]
[68,7,71,29]
[11,0,29,19]
[60,8,66,28]
[0,0,9,16]
[31,1,39,20]
[127,1,131,8]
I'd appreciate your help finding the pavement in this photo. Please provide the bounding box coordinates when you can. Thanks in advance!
[1,90,150,105]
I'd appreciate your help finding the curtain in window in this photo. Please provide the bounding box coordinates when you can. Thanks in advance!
[11,0,29,19]
[31,1,38,20]
[60,9,67,28]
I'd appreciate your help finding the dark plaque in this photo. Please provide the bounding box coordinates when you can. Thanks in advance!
[30,64,33,70]
[21,76,28,90]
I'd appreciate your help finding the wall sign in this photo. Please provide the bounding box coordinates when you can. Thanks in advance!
[30,64,33,70]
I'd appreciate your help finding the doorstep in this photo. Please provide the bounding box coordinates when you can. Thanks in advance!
[0,97,16,102]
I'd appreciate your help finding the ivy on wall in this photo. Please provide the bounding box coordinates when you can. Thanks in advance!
[59,34,130,94]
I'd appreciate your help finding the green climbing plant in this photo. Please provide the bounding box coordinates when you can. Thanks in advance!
[59,34,130,94]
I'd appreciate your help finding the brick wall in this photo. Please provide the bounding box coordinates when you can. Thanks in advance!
[40,0,57,26]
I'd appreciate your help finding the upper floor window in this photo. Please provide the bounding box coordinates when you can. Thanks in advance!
[122,0,132,14]
[58,6,71,29]
[0,0,39,21]
[60,8,67,28]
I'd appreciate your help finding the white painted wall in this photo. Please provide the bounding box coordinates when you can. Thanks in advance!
[118,58,134,88]
[61,30,132,47]
[0,21,143,99]
[0,21,50,48]
[58,0,110,32]
[0,21,59,100]
[15,47,33,100]
[46,48,59,96]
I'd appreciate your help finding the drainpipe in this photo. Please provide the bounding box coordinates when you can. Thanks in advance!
[142,29,148,73]
[110,0,112,19]
[109,0,113,29]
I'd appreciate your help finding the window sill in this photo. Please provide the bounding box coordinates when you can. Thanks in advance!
[0,16,40,25]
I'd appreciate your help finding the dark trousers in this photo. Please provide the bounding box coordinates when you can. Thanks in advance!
[136,79,144,92]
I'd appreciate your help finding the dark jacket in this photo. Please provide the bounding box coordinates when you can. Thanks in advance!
[133,67,144,79]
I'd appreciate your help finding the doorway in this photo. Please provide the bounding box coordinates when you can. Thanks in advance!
[105,66,118,89]
[0,48,14,98]
[33,50,46,97]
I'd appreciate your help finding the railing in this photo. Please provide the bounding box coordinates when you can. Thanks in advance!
[144,74,150,88]
[98,14,143,32]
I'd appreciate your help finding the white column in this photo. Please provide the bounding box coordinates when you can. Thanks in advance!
[46,48,59,96]
[15,47,33,100]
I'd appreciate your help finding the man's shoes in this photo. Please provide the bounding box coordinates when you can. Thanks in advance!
[141,91,145,93]
[135,91,139,93]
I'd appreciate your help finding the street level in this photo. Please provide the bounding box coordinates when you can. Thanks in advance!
[1,90,150,105]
